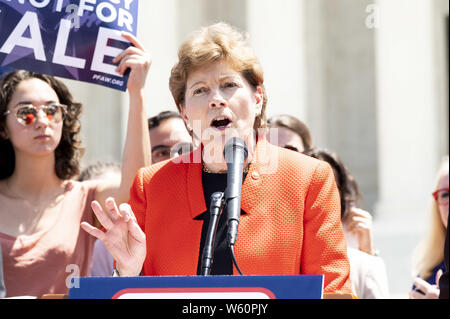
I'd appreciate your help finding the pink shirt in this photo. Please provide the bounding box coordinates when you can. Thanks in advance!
[0,181,98,298]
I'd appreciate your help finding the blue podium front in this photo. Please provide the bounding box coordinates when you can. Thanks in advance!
[68,275,323,299]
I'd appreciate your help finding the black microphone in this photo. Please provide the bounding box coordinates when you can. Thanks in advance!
[224,137,248,247]
[201,192,225,276]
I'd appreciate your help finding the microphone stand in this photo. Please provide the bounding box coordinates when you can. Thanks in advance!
[200,192,225,276]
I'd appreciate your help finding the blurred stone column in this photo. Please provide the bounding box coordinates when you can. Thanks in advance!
[295,0,379,212]
[65,79,125,167]
[246,0,308,124]
[373,0,449,296]
[138,0,179,116]
[374,0,447,223]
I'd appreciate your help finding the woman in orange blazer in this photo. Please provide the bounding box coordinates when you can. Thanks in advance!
[82,23,352,295]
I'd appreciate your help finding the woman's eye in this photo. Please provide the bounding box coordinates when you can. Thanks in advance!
[193,87,207,95]
[153,149,170,159]
[223,82,237,88]
[46,105,58,115]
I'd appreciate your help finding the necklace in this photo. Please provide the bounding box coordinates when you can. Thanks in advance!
[4,180,68,214]
[25,193,66,215]
[202,162,249,174]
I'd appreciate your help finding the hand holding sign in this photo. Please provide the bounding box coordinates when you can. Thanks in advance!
[113,32,152,93]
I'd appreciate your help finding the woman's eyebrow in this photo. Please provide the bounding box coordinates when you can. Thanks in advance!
[13,100,58,108]
[188,81,205,90]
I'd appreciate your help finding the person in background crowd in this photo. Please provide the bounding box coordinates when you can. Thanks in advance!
[267,114,313,153]
[304,147,389,298]
[439,213,449,299]
[0,32,151,297]
[77,161,121,277]
[410,155,449,299]
[81,22,352,295]
[148,110,194,164]
[77,161,121,184]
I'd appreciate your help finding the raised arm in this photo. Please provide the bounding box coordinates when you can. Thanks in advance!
[95,32,152,206]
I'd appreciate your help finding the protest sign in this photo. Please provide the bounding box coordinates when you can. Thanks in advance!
[0,65,14,79]
[0,0,139,91]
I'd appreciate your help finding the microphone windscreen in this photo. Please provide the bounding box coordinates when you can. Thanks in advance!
[223,137,248,162]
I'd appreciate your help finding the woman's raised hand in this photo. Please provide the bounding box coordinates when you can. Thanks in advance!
[113,32,152,93]
[81,197,146,276]
[343,207,376,255]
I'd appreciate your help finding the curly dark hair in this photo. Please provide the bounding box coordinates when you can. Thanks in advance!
[0,70,83,180]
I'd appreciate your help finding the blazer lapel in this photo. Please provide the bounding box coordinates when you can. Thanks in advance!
[186,146,207,219]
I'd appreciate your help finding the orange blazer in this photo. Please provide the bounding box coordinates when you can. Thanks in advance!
[129,139,352,294]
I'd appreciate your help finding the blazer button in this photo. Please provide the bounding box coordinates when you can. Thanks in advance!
[251,171,260,180]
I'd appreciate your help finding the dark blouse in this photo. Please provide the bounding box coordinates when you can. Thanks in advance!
[196,171,247,275]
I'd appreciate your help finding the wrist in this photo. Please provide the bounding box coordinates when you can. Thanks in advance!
[128,87,145,101]
[113,265,141,277]
[112,267,121,277]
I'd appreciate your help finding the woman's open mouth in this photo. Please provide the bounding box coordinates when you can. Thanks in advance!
[210,116,232,130]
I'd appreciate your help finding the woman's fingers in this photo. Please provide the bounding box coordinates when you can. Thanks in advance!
[91,200,114,229]
[80,222,105,241]
[115,56,138,75]
[412,277,440,299]
[112,46,144,65]
[118,203,131,223]
[116,52,151,74]
[119,203,144,238]
[112,32,146,66]
[105,197,122,221]
[347,207,373,220]
[435,269,443,285]
[409,289,426,299]
[344,208,373,233]
[121,31,145,51]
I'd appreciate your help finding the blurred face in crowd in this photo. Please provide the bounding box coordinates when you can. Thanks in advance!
[435,165,449,228]
[181,61,263,153]
[4,78,63,157]
[267,126,304,153]
[150,117,193,164]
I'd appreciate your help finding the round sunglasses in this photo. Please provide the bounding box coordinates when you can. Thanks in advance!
[3,104,67,127]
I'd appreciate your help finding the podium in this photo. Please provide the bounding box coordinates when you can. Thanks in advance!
[68,275,324,299]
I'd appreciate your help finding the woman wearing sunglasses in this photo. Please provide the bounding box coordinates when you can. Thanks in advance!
[0,33,151,298]
[410,155,449,299]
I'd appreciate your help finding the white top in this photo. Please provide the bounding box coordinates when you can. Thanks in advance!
[347,247,390,299]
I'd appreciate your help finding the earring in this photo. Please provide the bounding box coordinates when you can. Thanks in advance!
[0,129,8,140]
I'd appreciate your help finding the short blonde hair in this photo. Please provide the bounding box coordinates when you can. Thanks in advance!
[169,22,267,130]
